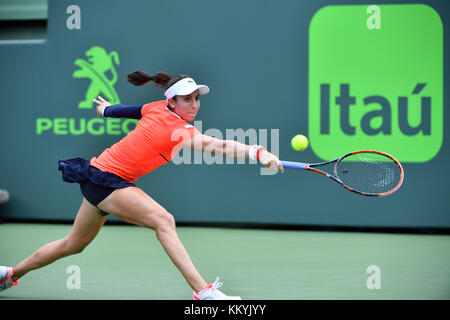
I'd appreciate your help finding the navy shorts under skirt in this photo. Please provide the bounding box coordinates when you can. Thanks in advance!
[58,157,135,216]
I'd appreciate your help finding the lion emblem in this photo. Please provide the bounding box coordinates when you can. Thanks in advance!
[73,46,121,108]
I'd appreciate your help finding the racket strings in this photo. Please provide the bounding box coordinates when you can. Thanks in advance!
[336,153,402,194]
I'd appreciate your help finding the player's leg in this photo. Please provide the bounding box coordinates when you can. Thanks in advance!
[11,198,108,282]
[97,186,208,292]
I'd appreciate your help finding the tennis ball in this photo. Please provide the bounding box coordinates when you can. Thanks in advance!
[291,134,309,151]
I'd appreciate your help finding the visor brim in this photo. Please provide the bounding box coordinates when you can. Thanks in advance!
[176,84,209,96]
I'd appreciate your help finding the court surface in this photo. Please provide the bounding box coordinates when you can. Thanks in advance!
[0,223,449,300]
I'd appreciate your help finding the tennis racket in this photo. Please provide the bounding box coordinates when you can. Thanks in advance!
[281,150,404,197]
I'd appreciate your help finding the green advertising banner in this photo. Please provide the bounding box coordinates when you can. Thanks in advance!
[309,4,443,162]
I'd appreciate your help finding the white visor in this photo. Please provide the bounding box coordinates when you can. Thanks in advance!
[164,78,209,102]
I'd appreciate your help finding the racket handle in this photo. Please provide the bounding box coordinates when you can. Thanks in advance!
[281,161,307,170]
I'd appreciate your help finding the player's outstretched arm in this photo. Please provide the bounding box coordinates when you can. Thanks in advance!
[186,134,283,172]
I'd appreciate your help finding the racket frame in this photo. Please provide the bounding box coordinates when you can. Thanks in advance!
[281,150,404,197]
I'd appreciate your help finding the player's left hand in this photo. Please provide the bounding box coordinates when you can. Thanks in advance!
[93,96,111,117]
[259,150,284,173]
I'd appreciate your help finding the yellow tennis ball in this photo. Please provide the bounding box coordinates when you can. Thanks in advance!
[291,134,309,151]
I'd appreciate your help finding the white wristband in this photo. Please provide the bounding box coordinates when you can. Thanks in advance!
[249,145,264,161]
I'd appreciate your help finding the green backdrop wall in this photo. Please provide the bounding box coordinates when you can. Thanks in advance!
[0,0,449,228]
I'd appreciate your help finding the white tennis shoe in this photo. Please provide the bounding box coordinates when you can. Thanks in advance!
[193,277,241,300]
[0,266,18,293]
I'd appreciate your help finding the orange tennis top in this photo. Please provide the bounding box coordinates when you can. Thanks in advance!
[90,100,200,183]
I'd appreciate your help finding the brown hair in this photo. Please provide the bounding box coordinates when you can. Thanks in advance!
[126,71,190,92]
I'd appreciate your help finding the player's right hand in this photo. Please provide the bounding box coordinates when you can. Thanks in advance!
[259,150,284,173]
[93,96,111,117]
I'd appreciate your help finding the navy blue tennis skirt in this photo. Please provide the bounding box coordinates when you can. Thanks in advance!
[58,157,135,216]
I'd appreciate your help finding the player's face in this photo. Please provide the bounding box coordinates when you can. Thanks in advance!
[170,90,201,121]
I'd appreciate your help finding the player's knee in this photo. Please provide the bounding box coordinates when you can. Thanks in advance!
[154,211,176,233]
[62,237,89,255]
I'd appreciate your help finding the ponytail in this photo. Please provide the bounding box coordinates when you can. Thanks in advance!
[126,70,190,89]
[126,71,173,87]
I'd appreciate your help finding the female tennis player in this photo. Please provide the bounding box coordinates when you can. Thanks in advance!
[0,71,283,299]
